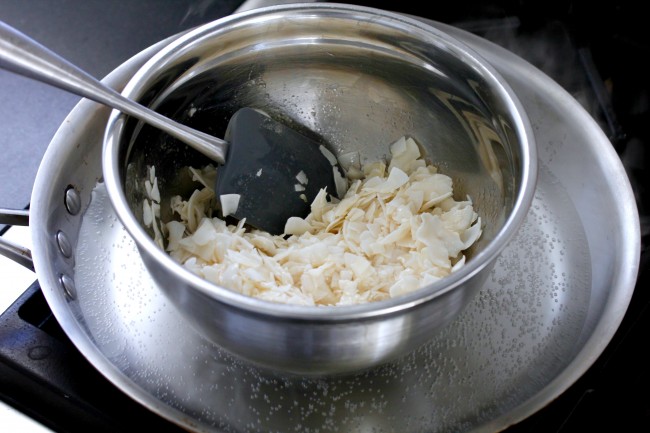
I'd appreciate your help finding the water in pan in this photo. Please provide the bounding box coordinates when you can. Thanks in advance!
[71,158,589,432]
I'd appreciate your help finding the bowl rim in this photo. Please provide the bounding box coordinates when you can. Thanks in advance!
[102,1,538,321]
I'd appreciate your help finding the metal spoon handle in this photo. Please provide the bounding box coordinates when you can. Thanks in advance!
[0,21,227,164]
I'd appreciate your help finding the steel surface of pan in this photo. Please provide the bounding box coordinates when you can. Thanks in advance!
[102,3,536,376]
[0,4,639,433]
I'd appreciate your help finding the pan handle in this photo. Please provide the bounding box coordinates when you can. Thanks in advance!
[0,208,34,271]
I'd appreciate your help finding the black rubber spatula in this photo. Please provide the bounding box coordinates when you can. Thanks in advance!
[0,20,338,235]
[217,107,338,235]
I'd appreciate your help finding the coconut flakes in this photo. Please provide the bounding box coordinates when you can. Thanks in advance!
[161,136,482,306]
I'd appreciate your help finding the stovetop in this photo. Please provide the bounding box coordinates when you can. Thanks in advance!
[1,1,648,432]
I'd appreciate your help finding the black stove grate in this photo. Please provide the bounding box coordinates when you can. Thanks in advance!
[0,282,187,433]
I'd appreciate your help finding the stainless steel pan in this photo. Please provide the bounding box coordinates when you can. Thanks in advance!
[0,9,640,433]
[102,3,536,376]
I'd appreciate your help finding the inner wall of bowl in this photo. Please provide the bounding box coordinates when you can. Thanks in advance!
[120,10,520,256]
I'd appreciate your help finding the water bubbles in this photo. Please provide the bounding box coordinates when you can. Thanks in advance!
[67,147,594,433]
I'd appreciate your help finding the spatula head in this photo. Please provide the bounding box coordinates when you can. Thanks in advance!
[215,107,339,235]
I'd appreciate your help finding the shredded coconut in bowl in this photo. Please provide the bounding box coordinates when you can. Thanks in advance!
[143,136,482,306]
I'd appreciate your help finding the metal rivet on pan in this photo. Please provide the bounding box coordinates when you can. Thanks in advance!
[56,230,72,258]
[59,274,77,300]
[64,186,81,215]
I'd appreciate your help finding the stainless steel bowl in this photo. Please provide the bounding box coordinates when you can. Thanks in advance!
[103,3,537,375]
